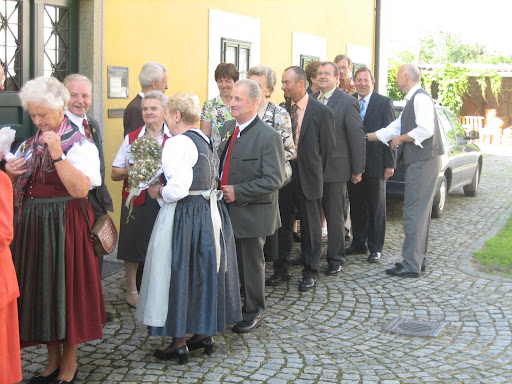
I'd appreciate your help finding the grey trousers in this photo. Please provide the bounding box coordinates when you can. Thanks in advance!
[236,236,266,322]
[401,155,441,273]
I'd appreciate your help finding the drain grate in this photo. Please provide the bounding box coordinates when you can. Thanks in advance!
[382,316,448,337]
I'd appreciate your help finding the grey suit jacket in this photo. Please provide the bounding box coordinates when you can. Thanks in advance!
[218,117,286,239]
[287,96,335,200]
[312,88,366,182]
[359,91,396,178]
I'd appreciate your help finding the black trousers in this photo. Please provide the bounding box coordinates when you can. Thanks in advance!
[347,174,386,252]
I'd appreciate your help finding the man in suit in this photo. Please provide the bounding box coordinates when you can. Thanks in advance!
[219,79,286,333]
[123,62,168,136]
[64,74,115,320]
[266,66,335,291]
[311,62,366,274]
[334,54,356,96]
[368,64,444,278]
[346,67,396,263]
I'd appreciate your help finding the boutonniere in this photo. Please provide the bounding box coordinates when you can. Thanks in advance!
[222,130,233,143]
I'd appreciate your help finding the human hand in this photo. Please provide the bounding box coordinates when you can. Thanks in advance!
[221,185,236,203]
[147,183,161,199]
[351,173,362,184]
[5,158,28,179]
[390,136,403,150]
[383,167,394,180]
[40,131,63,160]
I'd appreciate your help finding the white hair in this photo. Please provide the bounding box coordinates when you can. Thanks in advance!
[18,76,70,111]
[139,62,167,88]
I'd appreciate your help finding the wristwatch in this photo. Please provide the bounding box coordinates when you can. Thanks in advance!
[365,133,368,142]
[52,153,66,163]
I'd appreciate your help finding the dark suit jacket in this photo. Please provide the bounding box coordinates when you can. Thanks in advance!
[357,91,396,178]
[286,96,335,200]
[218,117,286,239]
[312,88,366,182]
[67,115,114,219]
[123,94,144,137]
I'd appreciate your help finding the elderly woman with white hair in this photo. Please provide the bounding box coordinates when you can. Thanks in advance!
[138,93,241,364]
[5,76,105,384]
[112,90,172,309]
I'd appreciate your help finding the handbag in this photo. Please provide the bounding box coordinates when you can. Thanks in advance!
[80,188,118,257]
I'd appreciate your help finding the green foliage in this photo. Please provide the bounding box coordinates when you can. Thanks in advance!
[419,32,484,64]
[476,73,487,101]
[474,214,512,277]
[430,64,469,115]
[489,71,503,104]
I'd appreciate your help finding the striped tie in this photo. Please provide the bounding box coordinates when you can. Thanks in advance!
[359,98,367,120]
[83,119,93,141]
[290,104,298,142]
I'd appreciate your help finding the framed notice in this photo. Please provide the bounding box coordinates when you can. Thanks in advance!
[107,66,129,98]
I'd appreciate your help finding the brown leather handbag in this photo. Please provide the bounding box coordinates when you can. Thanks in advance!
[80,188,118,257]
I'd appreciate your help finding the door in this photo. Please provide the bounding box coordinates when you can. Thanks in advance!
[0,0,77,148]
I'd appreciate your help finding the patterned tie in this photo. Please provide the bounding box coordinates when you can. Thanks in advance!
[83,118,93,141]
[290,104,298,142]
[220,125,240,186]
[359,98,367,120]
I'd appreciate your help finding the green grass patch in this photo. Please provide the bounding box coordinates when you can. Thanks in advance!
[474,214,512,277]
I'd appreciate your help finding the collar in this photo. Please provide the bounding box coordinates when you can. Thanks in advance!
[292,92,309,110]
[236,113,258,133]
[140,123,172,138]
[65,111,87,134]
[190,128,211,144]
[358,90,373,104]
[138,91,145,98]
[318,87,336,101]
[405,83,421,102]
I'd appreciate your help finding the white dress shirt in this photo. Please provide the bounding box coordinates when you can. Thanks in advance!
[160,129,212,203]
[375,84,435,148]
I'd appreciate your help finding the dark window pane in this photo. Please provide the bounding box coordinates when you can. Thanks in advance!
[1,0,22,91]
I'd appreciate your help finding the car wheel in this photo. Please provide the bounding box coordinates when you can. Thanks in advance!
[463,165,480,197]
[431,175,447,218]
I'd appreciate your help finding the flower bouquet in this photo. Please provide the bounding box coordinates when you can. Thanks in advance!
[125,135,163,221]
[0,127,16,158]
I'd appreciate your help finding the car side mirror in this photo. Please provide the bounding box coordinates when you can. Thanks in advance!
[468,130,480,140]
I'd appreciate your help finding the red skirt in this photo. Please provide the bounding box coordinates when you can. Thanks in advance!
[13,196,106,347]
[0,299,22,384]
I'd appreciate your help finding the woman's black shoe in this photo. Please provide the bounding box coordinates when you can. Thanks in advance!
[154,344,189,364]
[56,370,78,384]
[186,336,215,355]
[28,368,60,383]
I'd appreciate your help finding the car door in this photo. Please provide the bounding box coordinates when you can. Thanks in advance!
[444,108,480,186]
[437,108,466,188]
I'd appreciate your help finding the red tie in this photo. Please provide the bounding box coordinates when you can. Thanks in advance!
[83,118,93,141]
[220,125,240,186]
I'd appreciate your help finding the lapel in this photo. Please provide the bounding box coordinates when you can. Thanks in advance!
[363,93,377,123]
[299,98,315,144]
[88,119,101,148]
[326,88,342,110]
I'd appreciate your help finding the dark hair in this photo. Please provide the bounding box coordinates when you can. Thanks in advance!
[304,60,322,84]
[284,66,307,83]
[319,62,339,77]
[214,63,240,82]
[333,54,353,68]
[354,67,375,82]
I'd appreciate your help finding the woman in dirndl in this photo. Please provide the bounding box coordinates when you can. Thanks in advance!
[5,76,105,384]
[137,93,241,364]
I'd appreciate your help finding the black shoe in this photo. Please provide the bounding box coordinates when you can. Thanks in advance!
[154,344,189,364]
[385,263,419,278]
[186,336,215,355]
[325,265,343,276]
[344,244,368,255]
[28,368,60,384]
[265,272,292,286]
[298,277,316,291]
[232,315,262,333]
[367,252,382,263]
[106,311,114,322]
[293,232,301,243]
[56,370,78,384]
[289,256,305,266]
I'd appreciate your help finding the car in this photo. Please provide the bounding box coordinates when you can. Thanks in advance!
[386,101,483,218]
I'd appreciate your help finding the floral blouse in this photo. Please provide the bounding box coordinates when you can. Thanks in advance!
[200,95,232,150]
[261,102,296,162]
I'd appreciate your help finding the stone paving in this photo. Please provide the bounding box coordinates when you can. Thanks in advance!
[20,145,512,383]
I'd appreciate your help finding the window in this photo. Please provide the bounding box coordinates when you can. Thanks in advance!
[221,38,251,79]
[0,0,22,91]
[437,110,455,143]
[445,109,467,140]
[300,54,319,69]
[43,4,71,80]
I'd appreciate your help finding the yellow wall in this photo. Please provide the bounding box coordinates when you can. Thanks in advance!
[104,0,375,225]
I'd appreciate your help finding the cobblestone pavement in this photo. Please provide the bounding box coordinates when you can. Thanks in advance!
[21,145,512,383]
